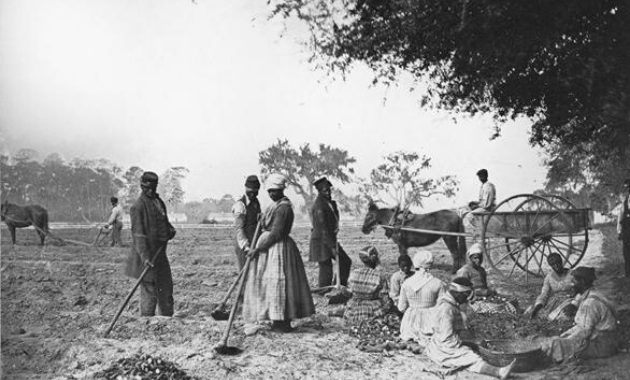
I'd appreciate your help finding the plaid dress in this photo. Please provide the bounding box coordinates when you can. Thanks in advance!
[344,267,390,324]
[242,197,315,322]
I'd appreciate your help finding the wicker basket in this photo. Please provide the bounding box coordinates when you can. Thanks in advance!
[477,340,546,373]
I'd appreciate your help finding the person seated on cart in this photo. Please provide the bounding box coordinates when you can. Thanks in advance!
[463,169,496,238]
[425,277,516,379]
[525,253,575,321]
[455,243,518,314]
[541,266,619,363]
[344,246,392,324]
[389,254,414,308]
[398,250,446,346]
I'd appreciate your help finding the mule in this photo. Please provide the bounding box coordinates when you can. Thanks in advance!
[1,201,49,245]
[362,201,466,272]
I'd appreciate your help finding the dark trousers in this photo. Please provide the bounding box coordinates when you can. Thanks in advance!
[318,246,352,287]
[111,221,123,247]
[623,235,630,277]
[140,280,174,316]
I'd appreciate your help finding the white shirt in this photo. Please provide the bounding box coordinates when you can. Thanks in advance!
[478,181,496,210]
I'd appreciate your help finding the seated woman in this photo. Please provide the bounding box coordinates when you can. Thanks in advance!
[398,250,446,346]
[526,253,574,321]
[425,277,515,379]
[389,254,414,307]
[344,246,391,324]
[542,267,619,363]
[455,243,517,314]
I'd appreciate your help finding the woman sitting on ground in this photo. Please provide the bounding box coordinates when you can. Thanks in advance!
[398,250,446,346]
[455,243,517,314]
[425,277,516,379]
[542,266,619,363]
[526,253,574,321]
[344,246,391,324]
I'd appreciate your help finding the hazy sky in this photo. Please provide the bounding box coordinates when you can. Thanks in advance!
[0,0,548,211]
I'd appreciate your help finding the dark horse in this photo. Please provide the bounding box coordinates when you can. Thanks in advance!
[1,201,49,245]
[362,201,466,272]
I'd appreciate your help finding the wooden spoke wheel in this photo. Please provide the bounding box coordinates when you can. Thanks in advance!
[480,194,589,281]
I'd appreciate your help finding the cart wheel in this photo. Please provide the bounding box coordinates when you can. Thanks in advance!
[481,194,586,281]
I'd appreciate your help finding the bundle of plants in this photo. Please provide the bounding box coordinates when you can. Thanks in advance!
[95,353,199,380]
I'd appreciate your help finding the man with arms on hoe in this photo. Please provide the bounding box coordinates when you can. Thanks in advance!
[232,175,262,270]
[124,171,177,317]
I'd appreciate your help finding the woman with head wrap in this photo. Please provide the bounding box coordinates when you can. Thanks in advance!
[425,277,516,379]
[242,173,315,333]
[526,252,574,320]
[455,243,517,314]
[344,246,391,324]
[398,250,446,345]
[542,266,619,363]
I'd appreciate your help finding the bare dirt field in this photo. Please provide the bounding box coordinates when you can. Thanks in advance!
[1,223,629,380]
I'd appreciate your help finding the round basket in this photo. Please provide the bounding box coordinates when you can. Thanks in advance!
[477,340,546,373]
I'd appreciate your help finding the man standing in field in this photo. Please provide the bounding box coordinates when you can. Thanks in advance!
[124,171,177,317]
[309,176,352,289]
[617,179,630,277]
[231,175,262,270]
[103,196,124,247]
[464,169,497,238]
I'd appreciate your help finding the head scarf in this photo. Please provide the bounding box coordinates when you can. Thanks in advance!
[359,246,380,267]
[467,243,483,257]
[412,250,433,269]
[450,277,473,292]
[245,175,261,190]
[266,173,287,190]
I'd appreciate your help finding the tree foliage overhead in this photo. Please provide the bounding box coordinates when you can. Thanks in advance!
[258,139,356,211]
[270,0,630,154]
[362,151,459,209]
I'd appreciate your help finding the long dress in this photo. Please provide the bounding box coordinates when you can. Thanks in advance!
[542,289,619,362]
[344,267,390,324]
[425,292,486,373]
[398,270,446,345]
[533,269,574,320]
[242,196,315,322]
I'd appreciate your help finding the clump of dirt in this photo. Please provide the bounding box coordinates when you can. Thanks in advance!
[95,353,200,380]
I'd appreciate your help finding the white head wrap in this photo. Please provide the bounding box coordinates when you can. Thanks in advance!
[266,173,287,190]
[449,281,473,292]
[467,243,483,257]
[412,250,433,269]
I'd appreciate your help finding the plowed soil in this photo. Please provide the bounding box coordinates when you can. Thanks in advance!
[2,224,629,380]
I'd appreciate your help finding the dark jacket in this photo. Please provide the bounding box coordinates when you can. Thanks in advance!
[309,194,339,262]
[124,193,176,282]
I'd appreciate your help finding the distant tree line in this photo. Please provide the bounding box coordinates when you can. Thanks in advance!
[0,149,232,223]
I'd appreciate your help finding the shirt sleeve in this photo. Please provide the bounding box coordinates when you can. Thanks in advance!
[389,272,402,301]
[106,209,117,225]
[130,203,149,262]
[478,183,495,209]
[398,283,409,313]
[535,274,552,306]
[232,201,249,250]
[574,298,600,336]
[434,307,461,349]
[256,204,292,251]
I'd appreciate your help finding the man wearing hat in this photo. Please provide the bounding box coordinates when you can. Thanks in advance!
[231,175,262,269]
[617,179,630,277]
[464,169,497,237]
[124,171,177,317]
[103,196,124,247]
[542,266,619,362]
[309,176,352,288]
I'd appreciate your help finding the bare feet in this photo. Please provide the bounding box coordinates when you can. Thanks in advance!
[499,359,516,380]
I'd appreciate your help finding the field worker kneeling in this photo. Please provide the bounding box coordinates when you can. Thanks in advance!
[541,266,619,362]
[425,277,516,379]
[242,173,315,333]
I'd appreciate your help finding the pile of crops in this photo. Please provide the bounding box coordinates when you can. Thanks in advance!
[468,313,573,340]
[95,354,199,380]
[346,314,424,353]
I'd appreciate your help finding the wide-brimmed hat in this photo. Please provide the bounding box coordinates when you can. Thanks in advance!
[314,176,332,190]
[266,173,287,190]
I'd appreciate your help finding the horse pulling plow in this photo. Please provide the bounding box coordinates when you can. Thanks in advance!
[363,194,591,282]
